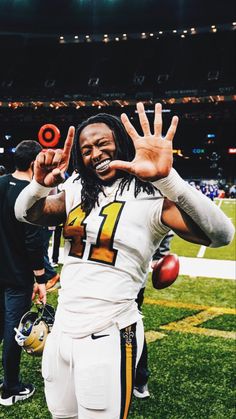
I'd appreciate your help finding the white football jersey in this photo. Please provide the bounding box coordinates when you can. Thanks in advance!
[55,175,170,337]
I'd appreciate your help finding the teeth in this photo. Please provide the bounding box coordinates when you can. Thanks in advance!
[95,160,110,171]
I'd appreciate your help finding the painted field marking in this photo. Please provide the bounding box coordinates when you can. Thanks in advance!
[196,245,206,258]
[145,330,167,343]
[144,297,235,314]
[160,311,236,340]
[178,257,235,279]
[144,297,236,340]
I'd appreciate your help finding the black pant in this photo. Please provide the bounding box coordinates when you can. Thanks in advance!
[135,287,150,386]
[52,225,63,264]
[0,285,32,391]
[42,227,57,281]
[152,230,174,261]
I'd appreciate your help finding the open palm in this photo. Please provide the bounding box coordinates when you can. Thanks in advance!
[109,102,179,182]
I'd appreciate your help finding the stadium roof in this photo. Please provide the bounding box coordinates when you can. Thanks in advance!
[0,0,235,36]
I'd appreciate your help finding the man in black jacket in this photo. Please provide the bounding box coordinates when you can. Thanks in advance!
[0,140,47,406]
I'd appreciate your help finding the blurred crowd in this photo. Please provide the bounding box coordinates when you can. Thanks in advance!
[189,180,236,200]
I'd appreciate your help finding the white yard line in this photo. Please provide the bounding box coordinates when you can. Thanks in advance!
[197,245,206,258]
[197,199,223,258]
[50,247,236,280]
[178,257,236,280]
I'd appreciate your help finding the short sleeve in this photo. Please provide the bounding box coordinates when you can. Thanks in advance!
[148,195,170,238]
[61,174,82,215]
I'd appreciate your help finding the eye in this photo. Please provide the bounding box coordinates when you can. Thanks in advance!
[99,141,109,147]
[82,149,91,157]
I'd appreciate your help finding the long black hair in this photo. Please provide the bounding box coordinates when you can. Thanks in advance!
[72,113,156,214]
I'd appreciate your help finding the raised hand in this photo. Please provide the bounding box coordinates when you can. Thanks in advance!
[109,102,178,182]
[34,126,75,187]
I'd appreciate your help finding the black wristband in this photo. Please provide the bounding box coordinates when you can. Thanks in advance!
[34,273,47,284]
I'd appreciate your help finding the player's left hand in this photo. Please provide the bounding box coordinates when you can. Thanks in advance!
[109,102,178,182]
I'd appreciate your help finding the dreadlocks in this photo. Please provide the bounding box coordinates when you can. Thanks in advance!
[72,113,156,214]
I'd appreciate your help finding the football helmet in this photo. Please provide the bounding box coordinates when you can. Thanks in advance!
[14,304,55,356]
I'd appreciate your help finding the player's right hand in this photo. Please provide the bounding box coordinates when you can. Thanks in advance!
[34,126,75,187]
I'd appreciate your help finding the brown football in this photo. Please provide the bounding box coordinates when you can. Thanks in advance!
[152,254,180,289]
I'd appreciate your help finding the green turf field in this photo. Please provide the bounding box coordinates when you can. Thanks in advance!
[0,200,235,418]
[171,200,235,260]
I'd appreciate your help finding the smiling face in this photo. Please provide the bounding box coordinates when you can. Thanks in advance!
[79,122,118,183]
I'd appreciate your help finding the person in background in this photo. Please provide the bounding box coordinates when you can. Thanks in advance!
[0,165,6,176]
[0,141,47,406]
[50,183,65,268]
[229,184,236,199]
[42,187,61,290]
[42,225,60,290]
[151,231,174,266]
[50,176,70,268]
[134,231,175,399]
[51,224,63,267]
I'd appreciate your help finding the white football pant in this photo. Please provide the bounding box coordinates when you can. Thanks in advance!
[42,320,144,419]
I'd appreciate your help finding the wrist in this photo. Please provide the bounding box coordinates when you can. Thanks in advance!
[33,268,45,276]
[34,273,47,284]
[30,178,53,198]
[151,168,186,202]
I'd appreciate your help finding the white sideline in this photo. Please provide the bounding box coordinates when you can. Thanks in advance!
[48,247,236,280]
[177,256,235,280]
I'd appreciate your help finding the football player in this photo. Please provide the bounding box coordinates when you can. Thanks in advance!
[15,102,234,419]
